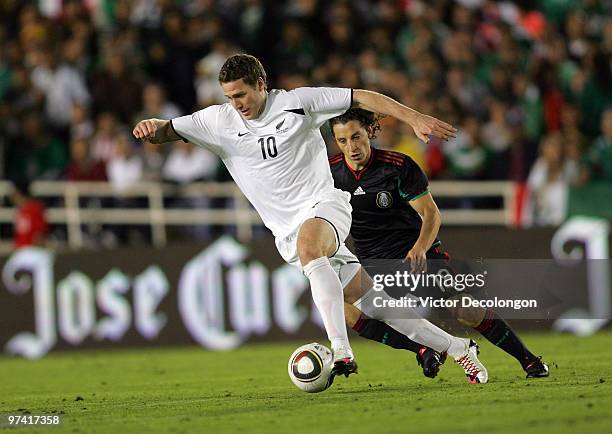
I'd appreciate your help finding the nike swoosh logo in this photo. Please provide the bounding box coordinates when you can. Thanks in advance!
[238,132,249,137]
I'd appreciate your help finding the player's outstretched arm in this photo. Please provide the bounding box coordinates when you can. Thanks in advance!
[352,89,457,143]
[133,118,181,144]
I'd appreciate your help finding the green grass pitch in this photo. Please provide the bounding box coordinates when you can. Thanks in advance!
[1,332,611,433]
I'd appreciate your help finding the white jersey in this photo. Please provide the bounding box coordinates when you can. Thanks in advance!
[171,87,352,238]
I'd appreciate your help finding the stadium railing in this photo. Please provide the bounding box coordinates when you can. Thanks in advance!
[0,180,514,251]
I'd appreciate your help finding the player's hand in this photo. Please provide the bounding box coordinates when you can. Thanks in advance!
[404,247,427,273]
[133,119,161,143]
[410,112,457,144]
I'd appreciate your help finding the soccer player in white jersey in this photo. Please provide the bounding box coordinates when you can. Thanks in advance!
[133,54,488,383]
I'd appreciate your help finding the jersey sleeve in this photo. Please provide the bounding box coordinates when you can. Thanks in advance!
[397,157,430,202]
[291,87,352,128]
[170,106,223,155]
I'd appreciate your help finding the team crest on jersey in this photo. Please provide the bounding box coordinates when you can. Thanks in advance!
[276,118,290,134]
[376,191,393,208]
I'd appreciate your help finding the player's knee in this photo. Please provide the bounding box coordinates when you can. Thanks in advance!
[297,219,337,263]
[297,227,334,265]
[297,239,325,266]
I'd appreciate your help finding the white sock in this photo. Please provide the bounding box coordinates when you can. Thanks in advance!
[353,287,467,358]
[303,257,352,356]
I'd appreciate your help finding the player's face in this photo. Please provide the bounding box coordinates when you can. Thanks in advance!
[333,121,372,169]
[221,78,267,120]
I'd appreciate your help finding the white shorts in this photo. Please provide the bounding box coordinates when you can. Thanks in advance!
[275,189,361,287]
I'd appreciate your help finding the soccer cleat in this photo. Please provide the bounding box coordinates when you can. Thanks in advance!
[331,357,358,378]
[524,357,549,378]
[416,346,447,379]
[454,339,488,384]
[331,346,358,378]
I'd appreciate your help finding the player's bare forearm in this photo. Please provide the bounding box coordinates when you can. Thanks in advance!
[413,208,441,253]
[353,89,418,123]
[405,209,440,272]
[132,118,181,144]
[405,193,441,271]
[352,89,457,143]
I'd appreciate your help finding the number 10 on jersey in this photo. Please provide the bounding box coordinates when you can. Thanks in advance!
[259,137,278,160]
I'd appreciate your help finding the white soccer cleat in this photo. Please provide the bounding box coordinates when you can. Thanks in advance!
[454,339,488,384]
[331,345,358,378]
[332,345,354,363]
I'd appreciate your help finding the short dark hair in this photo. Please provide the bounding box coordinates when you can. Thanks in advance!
[329,108,383,139]
[218,54,267,88]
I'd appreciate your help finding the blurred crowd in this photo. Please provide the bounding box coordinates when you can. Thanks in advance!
[0,0,610,245]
